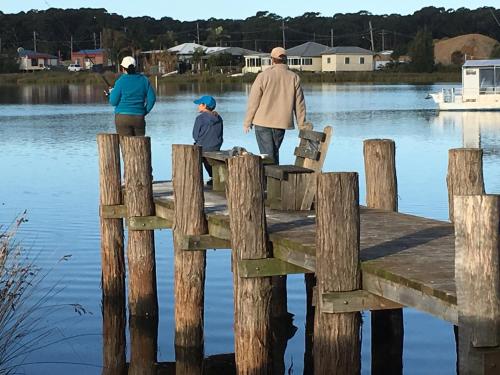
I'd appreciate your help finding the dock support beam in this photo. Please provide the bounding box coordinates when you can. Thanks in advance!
[172,144,207,374]
[314,172,361,374]
[121,136,158,318]
[455,195,500,375]
[97,133,126,375]
[121,136,159,373]
[447,148,484,223]
[363,139,403,375]
[227,154,272,374]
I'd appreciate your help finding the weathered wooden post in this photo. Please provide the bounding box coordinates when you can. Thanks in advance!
[97,134,127,375]
[227,154,273,374]
[97,133,125,300]
[172,144,207,375]
[121,136,158,317]
[314,172,361,374]
[363,139,403,375]
[447,148,484,222]
[454,195,500,375]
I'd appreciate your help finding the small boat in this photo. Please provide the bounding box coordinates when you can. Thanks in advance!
[429,59,500,111]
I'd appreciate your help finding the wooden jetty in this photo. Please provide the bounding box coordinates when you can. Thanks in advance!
[98,133,499,375]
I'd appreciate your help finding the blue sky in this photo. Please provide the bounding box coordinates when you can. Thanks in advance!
[0,0,496,20]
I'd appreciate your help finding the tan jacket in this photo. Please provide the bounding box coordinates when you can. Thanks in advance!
[244,64,306,130]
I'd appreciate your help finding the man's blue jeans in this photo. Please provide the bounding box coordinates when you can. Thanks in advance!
[254,125,286,164]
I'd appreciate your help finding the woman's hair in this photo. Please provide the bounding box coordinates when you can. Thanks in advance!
[125,65,136,74]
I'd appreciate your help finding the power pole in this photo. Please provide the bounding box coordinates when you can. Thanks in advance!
[93,32,97,49]
[33,31,37,53]
[254,39,257,51]
[99,31,102,49]
[330,28,334,47]
[281,20,286,48]
[196,22,200,44]
[369,21,374,52]
[313,32,316,42]
[381,29,385,51]
[70,35,73,60]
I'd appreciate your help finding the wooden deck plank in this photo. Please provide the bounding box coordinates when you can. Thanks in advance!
[152,181,458,321]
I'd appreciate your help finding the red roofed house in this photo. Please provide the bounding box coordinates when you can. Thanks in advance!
[71,49,108,70]
[18,49,58,71]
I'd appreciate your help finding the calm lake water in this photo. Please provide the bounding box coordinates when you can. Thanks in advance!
[1,81,500,374]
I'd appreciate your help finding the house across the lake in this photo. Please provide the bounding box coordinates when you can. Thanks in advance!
[286,42,329,72]
[242,53,271,74]
[18,49,58,71]
[321,46,374,72]
[71,49,108,70]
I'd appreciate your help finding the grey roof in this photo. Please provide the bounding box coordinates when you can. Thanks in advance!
[321,46,374,55]
[463,59,500,68]
[286,42,330,57]
[206,46,259,56]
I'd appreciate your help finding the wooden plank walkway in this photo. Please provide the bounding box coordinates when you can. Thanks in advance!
[152,181,457,324]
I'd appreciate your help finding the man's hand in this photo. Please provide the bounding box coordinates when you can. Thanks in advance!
[243,124,253,133]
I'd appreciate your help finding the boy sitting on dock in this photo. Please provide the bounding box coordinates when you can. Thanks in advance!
[192,95,223,186]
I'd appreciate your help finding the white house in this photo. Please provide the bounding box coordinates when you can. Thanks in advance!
[321,46,374,72]
[18,49,58,71]
[242,53,271,74]
[286,42,329,72]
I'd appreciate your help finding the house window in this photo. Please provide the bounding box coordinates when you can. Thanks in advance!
[289,58,301,66]
[344,57,350,64]
[327,57,331,64]
[359,57,365,64]
[31,58,37,66]
[302,58,313,65]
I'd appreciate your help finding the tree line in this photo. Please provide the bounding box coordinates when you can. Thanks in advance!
[1,6,499,57]
[0,6,499,74]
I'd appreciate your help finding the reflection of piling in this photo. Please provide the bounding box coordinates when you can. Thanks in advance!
[101,298,126,375]
[363,139,403,375]
[447,148,485,223]
[97,133,125,300]
[121,136,158,317]
[303,273,315,375]
[314,172,361,374]
[227,154,272,374]
[172,145,207,375]
[454,194,500,374]
[129,315,159,375]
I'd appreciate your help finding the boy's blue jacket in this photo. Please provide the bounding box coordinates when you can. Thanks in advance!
[193,112,223,150]
[109,74,156,115]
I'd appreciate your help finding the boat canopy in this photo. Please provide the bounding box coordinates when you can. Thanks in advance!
[463,59,500,68]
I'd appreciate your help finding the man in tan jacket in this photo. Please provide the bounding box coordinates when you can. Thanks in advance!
[243,47,306,164]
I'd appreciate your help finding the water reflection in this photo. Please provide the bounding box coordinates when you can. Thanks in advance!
[431,111,500,150]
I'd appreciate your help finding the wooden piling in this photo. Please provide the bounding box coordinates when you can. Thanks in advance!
[363,139,403,375]
[121,136,158,317]
[314,172,361,374]
[227,154,272,375]
[363,139,398,211]
[97,133,125,300]
[447,148,485,223]
[172,144,207,374]
[455,195,500,374]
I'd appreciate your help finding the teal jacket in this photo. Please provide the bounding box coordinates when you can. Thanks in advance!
[109,74,156,115]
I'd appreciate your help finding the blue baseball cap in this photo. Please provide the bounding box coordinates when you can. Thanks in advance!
[194,95,216,110]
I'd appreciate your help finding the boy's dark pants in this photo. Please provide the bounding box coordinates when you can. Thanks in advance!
[201,146,220,178]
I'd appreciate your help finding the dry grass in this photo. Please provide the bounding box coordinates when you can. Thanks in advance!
[0,212,88,374]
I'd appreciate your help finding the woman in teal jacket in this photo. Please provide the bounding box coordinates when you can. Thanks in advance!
[109,56,156,136]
